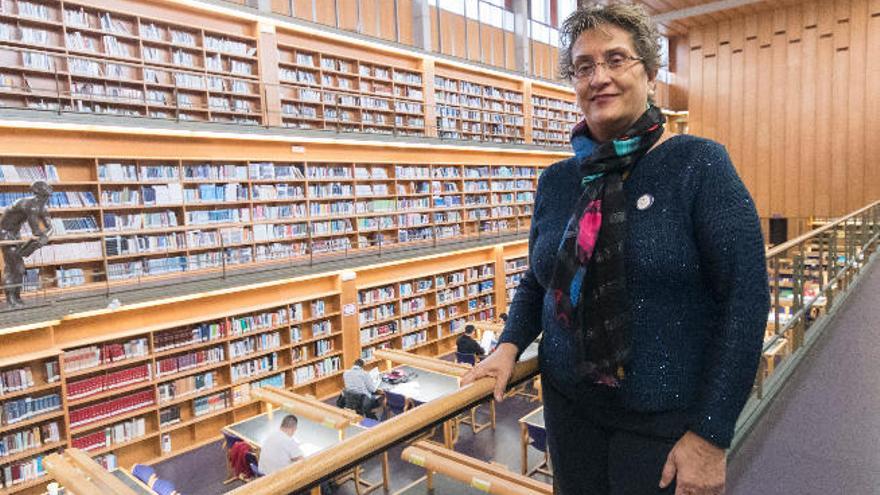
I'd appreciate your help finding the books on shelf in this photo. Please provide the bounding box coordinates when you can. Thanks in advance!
[0,393,61,426]
[62,338,149,373]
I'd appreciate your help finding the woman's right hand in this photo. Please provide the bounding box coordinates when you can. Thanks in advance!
[461,342,519,402]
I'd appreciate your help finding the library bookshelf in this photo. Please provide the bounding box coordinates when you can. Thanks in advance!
[0,0,577,143]
[0,239,527,494]
[503,254,529,312]
[0,0,263,124]
[0,156,545,300]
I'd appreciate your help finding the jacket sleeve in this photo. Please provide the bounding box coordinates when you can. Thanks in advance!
[498,171,549,354]
[688,143,771,448]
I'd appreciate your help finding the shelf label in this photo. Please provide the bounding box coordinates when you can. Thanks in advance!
[343,303,356,316]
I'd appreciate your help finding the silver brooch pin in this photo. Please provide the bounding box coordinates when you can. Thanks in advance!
[636,194,654,210]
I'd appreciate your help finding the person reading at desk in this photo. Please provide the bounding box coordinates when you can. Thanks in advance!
[342,359,385,419]
[258,414,303,475]
[457,325,486,359]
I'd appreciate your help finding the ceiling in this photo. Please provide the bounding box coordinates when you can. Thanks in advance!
[631,0,803,36]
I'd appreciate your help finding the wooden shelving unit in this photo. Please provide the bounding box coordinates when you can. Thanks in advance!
[356,260,497,362]
[0,0,261,124]
[0,239,528,484]
[434,74,525,144]
[503,255,529,311]
[276,42,424,136]
[0,354,63,495]
[531,94,579,147]
[1,158,541,298]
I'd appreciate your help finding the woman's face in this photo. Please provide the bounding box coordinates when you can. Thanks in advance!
[570,24,654,143]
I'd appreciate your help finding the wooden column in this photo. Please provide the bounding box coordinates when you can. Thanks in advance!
[256,22,283,127]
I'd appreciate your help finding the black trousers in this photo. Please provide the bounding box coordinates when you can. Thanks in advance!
[543,376,691,495]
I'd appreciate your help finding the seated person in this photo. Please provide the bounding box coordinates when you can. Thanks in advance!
[498,312,508,323]
[456,324,486,359]
[258,414,303,475]
[342,359,385,419]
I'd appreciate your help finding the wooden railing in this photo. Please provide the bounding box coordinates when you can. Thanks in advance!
[734,200,880,451]
[227,356,539,494]
[225,201,880,493]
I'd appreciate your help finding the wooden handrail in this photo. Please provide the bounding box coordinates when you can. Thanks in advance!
[228,357,539,494]
[44,449,140,495]
[250,387,359,430]
[766,200,880,258]
[402,441,552,494]
[373,349,472,377]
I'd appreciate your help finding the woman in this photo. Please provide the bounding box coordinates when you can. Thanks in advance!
[462,3,769,495]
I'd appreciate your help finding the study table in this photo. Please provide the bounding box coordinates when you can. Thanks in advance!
[222,386,388,495]
[396,440,552,495]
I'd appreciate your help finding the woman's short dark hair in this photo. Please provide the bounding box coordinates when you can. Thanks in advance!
[559,2,662,80]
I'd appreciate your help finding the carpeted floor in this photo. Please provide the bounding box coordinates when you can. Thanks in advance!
[152,382,548,495]
[727,259,880,495]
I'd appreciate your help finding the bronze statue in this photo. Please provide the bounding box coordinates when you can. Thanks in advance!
[1,181,53,307]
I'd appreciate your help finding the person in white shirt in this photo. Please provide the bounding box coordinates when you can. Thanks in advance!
[258,414,304,475]
[342,359,385,419]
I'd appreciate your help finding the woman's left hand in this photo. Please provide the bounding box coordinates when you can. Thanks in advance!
[659,431,726,494]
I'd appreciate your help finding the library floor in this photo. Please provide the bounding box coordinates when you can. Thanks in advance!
[153,386,548,495]
[727,258,880,495]
[148,258,880,495]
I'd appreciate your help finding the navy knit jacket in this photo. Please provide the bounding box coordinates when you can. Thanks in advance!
[499,134,770,448]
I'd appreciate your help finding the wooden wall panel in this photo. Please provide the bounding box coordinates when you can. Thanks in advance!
[742,19,758,201]
[688,27,703,136]
[687,0,879,219]
[830,4,850,216]
[754,14,772,217]
[799,4,818,219]
[397,0,413,46]
[867,2,880,205]
[847,0,868,212]
[769,12,787,216]
[728,19,744,185]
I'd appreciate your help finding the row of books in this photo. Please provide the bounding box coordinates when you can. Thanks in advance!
[230,308,288,336]
[193,391,228,417]
[62,338,149,373]
[229,331,280,359]
[71,415,146,451]
[0,393,62,427]
[401,312,431,332]
[24,240,102,265]
[292,356,341,385]
[68,390,154,428]
[0,421,61,458]
[158,370,217,404]
[359,321,396,344]
[154,321,227,353]
[104,233,186,257]
[155,346,225,377]
[401,330,429,350]
[0,164,59,183]
[359,303,395,325]
[1,452,48,489]
[66,363,152,401]
[230,353,277,382]
[0,367,35,396]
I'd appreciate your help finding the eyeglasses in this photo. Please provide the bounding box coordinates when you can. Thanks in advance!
[572,54,644,80]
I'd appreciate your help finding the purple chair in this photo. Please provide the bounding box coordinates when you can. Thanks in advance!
[132,464,156,487]
[151,479,179,495]
[525,423,552,478]
[455,352,477,366]
[384,390,410,417]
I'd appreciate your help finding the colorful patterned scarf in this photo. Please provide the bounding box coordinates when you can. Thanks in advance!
[550,105,666,386]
